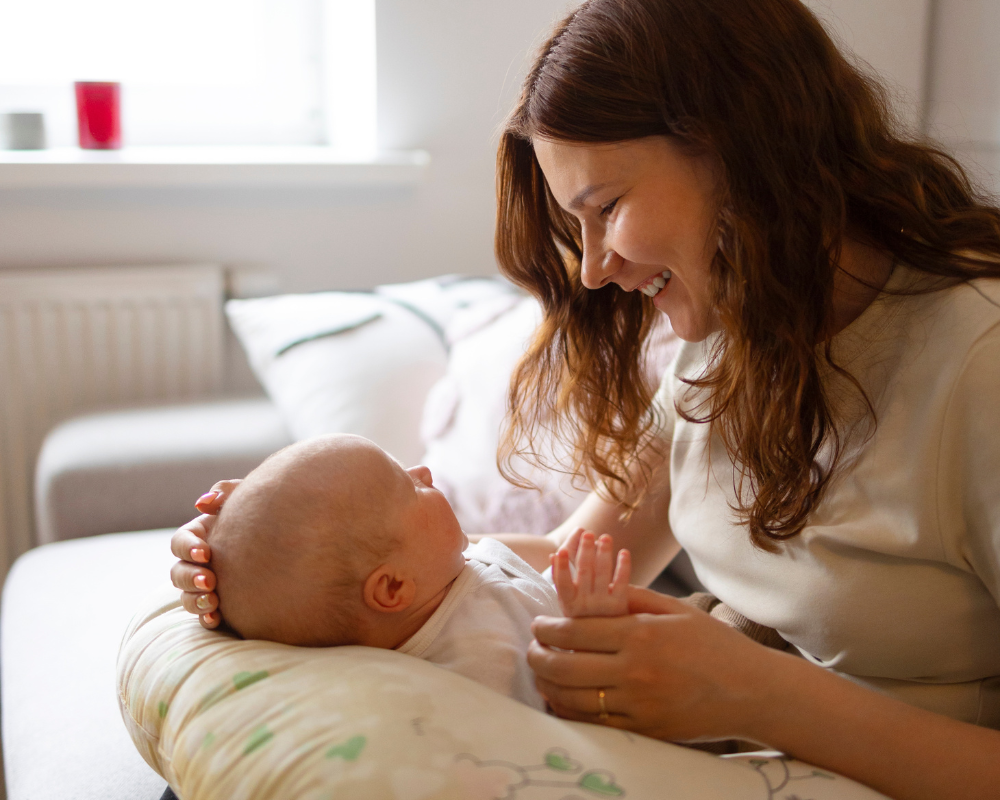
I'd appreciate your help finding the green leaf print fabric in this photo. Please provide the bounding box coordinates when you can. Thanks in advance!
[117,584,887,800]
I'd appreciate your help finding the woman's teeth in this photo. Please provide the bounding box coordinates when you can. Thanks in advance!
[640,271,672,297]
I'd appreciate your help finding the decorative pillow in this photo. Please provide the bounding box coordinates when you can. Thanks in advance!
[419,298,682,535]
[226,276,518,467]
[117,585,885,800]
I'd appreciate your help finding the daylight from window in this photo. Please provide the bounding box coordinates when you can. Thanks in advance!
[0,0,376,152]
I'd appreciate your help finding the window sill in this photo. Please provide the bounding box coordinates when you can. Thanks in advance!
[0,146,430,188]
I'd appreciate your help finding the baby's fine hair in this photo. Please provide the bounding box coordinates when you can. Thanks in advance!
[210,436,403,646]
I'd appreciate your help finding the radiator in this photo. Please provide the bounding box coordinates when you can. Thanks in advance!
[0,265,225,576]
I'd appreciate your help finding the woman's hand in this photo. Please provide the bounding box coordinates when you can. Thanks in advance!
[528,585,784,743]
[169,479,241,629]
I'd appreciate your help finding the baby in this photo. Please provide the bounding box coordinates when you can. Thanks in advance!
[209,434,631,712]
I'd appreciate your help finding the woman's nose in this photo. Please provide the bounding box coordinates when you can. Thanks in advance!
[580,244,624,290]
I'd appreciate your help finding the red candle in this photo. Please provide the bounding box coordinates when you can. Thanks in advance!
[75,82,122,150]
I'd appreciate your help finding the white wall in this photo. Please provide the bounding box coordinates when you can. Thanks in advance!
[925,0,1000,193]
[804,0,933,132]
[0,0,940,303]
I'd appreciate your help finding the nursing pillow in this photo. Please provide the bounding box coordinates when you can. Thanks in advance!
[117,585,887,799]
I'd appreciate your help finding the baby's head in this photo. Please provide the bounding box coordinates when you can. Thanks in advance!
[210,434,468,648]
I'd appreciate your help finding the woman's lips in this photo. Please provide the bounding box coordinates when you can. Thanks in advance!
[636,270,672,297]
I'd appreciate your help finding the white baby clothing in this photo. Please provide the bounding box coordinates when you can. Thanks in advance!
[655,265,1000,727]
[395,537,559,711]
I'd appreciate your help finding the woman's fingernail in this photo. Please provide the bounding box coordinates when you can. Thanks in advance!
[196,594,212,610]
[196,492,219,507]
[194,574,209,590]
[191,548,208,563]
[203,612,218,625]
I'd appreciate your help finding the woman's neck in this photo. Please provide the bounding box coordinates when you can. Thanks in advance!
[826,238,895,338]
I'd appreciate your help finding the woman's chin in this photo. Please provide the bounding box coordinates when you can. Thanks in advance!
[653,297,714,343]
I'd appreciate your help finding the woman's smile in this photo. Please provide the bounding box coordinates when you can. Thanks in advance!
[633,270,672,297]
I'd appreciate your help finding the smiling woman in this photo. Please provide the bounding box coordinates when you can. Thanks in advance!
[490,0,1000,797]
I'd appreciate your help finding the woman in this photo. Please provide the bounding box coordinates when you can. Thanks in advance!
[171,0,1000,796]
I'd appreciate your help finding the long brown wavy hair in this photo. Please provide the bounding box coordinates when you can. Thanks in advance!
[496,0,1000,549]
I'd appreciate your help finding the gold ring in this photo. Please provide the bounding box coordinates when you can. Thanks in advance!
[597,688,609,721]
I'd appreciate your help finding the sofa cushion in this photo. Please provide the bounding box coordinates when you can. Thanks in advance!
[34,399,291,543]
[225,277,519,467]
[420,298,682,536]
[419,298,585,535]
[1,530,175,800]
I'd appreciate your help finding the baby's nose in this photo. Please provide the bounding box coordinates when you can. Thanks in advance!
[410,465,433,486]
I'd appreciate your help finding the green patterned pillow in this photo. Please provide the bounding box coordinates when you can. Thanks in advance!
[118,584,886,800]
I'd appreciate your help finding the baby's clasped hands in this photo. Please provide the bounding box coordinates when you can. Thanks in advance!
[551,528,631,618]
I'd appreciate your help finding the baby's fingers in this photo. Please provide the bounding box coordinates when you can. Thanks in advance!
[575,532,597,593]
[561,527,586,566]
[552,550,577,613]
[611,549,632,597]
[594,534,615,590]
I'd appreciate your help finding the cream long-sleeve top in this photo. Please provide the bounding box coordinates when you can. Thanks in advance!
[657,265,1000,727]
[396,538,559,711]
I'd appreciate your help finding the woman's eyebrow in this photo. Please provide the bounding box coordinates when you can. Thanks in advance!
[568,183,609,210]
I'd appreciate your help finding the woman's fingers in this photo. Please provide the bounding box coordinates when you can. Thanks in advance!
[169,489,235,629]
[527,638,622,686]
[536,678,629,724]
[171,560,216,593]
[199,611,221,629]
[181,590,218,616]
[194,479,242,514]
[626,585,690,615]
[170,514,218,562]
[545,701,630,728]
[531,614,632,653]
[532,592,781,742]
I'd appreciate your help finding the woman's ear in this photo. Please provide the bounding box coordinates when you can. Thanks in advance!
[363,564,415,613]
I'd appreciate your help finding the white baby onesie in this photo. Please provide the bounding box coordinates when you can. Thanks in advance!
[395,537,559,711]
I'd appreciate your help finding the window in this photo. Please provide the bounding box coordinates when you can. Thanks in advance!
[0,0,376,155]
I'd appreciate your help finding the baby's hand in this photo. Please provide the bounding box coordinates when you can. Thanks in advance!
[551,530,630,618]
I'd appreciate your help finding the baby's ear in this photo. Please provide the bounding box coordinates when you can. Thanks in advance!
[363,565,415,613]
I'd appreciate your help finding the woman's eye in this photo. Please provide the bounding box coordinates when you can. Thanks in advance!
[599,198,619,217]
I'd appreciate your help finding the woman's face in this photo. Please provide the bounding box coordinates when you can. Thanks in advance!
[533,136,720,342]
